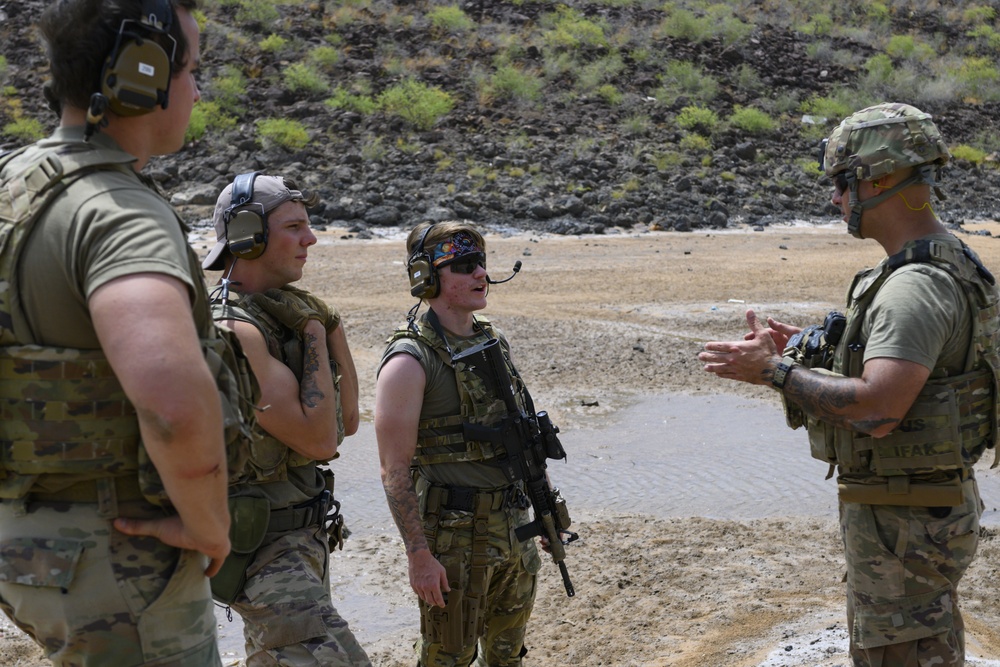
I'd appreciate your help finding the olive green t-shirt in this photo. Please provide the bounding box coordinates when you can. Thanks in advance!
[861,234,972,376]
[18,128,197,347]
[379,319,512,489]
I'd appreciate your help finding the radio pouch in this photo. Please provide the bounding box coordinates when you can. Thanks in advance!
[210,495,271,604]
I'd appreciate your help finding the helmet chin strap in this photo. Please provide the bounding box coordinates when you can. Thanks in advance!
[844,164,942,239]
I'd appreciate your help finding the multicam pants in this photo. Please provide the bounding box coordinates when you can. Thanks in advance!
[841,476,982,667]
[0,500,220,667]
[416,491,541,667]
[230,523,371,667]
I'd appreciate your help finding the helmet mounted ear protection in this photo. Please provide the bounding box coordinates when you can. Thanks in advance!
[225,172,269,260]
[100,0,176,117]
[407,223,439,299]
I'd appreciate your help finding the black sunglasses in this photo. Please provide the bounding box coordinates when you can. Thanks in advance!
[834,172,850,193]
[448,255,486,274]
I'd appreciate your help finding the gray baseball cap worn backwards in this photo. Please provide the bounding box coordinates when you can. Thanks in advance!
[202,175,310,270]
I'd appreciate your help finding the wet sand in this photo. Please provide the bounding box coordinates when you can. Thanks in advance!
[5,221,1000,666]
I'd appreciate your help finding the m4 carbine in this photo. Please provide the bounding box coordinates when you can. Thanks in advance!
[453,337,578,597]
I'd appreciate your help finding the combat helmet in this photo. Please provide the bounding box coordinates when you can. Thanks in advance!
[819,102,950,238]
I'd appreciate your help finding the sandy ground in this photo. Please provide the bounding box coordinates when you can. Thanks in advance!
[5,220,1000,666]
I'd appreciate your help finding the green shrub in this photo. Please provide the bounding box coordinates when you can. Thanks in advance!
[800,94,853,121]
[256,118,309,150]
[185,100,237,142]
[0,55,8,82]
[325,86,378,114]
[733,64,762,95]
[963,6,996,24]
[285,63,329,95]
[967,24,1000,52]
[577,54,625,92]
[236,0,279,24]
[950,144,987,164]
[259,34,287,53]
[729,106,775,134]
[308,45,340,71]
[427,5,474,33]
[621,114,650,135]
[676,105,719,134]
[210,65,246,109]
[489,65,544,103]
[798,13,832,37]
[2,116,45,142]
[541,7,608,49]
[658,8,712,43]
[378,79,455,130]
[679,133,711,153]
[705,4,752,46]
[955,56,1000,101]
[655,60,718,104]
[598,84,623,106]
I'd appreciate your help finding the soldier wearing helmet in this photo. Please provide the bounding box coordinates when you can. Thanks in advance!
[699,102,1000,667]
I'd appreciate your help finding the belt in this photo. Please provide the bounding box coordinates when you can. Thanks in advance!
[440,484,524,512]
[29,475,145,504]
[267,490,331,533]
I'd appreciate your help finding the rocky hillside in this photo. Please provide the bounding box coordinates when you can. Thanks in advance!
[2,0,1000,235]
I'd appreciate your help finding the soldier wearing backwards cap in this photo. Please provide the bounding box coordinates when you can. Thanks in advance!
[699,102,1000,666]
[204,173,371,666]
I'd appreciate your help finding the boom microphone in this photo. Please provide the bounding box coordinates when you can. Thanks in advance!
[487,260,522,285]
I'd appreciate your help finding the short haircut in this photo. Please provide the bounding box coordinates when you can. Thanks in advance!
[39,0,198,112]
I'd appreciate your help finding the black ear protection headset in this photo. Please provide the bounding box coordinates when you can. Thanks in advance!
[224,172,269,261]
[407,223,440,299]
[100,0,176,118]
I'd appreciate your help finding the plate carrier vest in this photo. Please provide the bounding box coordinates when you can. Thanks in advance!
[211,291,342,485]
[799,238,1000,499]
[384,313,529,467]
[0,142,257,505]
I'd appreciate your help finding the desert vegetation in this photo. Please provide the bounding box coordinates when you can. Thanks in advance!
[1,0,998,232]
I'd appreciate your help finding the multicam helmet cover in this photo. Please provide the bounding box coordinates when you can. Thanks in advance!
[820,102,950,181]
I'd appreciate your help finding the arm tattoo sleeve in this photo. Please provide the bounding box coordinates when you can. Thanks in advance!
[382,466,429,554]
[784,369,900,434]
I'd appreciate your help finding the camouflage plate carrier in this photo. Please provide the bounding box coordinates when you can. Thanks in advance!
[384,313,529,467]
[0,142,257,509]
[785,238,1000,506]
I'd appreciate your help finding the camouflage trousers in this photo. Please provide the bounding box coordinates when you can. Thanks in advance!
[417,499,541,667]
[229,523,371,667]
[0,500,220,667]
[840,476,982,667]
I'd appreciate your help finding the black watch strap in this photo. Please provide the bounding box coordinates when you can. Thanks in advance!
[772,357,798,389]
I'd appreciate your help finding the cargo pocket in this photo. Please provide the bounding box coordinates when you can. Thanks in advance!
[0,538,84,591]
[853,586,953,649]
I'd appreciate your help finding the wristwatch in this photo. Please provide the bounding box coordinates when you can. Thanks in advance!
[771,356,798,389]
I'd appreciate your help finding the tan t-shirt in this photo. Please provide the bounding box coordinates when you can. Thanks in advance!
[862,233,972,376]
[17,129,197,347]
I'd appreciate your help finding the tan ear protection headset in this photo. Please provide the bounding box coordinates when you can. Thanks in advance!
[100,0,176,117]
[407,223,439,299]
[225,172,269,261]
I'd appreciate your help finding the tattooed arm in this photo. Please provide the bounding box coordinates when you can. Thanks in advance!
[375,352,450,608]
[782,356,930,437]
[228,317,339,459]
[701,309,930,438]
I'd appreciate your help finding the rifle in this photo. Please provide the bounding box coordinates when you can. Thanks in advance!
[452,337,578,597]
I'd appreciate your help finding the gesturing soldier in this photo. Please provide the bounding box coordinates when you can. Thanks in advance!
[700,103,999,667]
